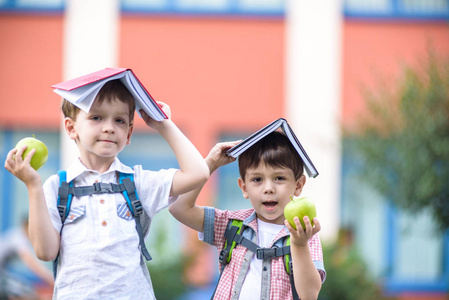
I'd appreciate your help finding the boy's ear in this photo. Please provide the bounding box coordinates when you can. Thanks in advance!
[238,177,249,199]
[126,124,134,145]
[293,174,306,197]
[64,117,78,140]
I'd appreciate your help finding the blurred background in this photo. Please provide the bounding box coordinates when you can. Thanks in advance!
[1,0,448,299]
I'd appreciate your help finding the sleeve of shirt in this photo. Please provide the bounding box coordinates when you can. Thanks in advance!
[199,206,215,245]
[308,233,326,283]
[43,174,63,232]
[199,207,232,254]
[133,166,178,218]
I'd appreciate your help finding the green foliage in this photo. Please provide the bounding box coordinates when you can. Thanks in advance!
[344,50,449,230]
[318,230,389,300]
[145,212,190,300]
[147,255,189,300]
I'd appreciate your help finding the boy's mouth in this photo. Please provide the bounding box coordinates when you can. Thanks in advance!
[262,201,278,208]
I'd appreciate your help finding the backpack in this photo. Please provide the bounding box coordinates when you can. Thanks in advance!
[53,170,151,277]
[212,219,299,300]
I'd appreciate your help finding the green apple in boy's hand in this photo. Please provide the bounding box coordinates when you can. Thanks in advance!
[15,135,48,170]
[284,196,316,230]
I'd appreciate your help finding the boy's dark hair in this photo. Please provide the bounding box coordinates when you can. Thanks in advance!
[61,79,135,123]
[238,131,304,181]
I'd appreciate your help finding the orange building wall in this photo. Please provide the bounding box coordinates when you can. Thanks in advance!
[342,21,449,128]
[120,16,285,155]
[0,15,63,129]
[3,15,449,142]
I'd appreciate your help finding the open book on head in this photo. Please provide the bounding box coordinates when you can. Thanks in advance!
[51,68,168,121]
[226,118,319,178]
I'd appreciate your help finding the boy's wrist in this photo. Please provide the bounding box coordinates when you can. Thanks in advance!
[152,119,174,133]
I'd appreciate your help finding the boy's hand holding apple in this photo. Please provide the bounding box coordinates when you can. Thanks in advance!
[4,135,48,186]
[284,196,321,246]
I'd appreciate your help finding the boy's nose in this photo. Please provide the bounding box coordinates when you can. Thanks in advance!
[103,120,115,133]
[263,181,275,194]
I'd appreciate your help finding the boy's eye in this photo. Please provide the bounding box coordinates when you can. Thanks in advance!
[276,176,286,181]
[90,116,101,121]
[251,177,262,183]
[116,118,126,124]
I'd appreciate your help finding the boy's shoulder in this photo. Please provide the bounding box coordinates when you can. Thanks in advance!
[214,208,256,226]
[227,208,255,221]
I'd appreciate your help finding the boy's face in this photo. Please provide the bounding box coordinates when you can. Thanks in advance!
[64,96,133,164]
[238,162,305,225]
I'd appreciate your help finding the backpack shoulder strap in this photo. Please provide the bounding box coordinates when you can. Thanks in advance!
[283,235,300,300]
[54,170,74,279]
[57,170,73,224]
[222,219,244,264]
[284,236,292,275]
[118,172,152,261]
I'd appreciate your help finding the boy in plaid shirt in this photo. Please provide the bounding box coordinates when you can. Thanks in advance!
[170,131,326,300]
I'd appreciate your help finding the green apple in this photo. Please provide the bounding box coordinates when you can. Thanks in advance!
[284,196,316,230]
[15,135,48,170]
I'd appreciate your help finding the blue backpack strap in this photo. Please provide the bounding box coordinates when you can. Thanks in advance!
[54,170,74,279]
[57,170,73,223]
[119,172,152,261]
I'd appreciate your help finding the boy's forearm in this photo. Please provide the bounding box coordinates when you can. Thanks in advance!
[169,185,205,232]
[27,183,60,261]
[291,244,322,300]
[156,120,209,196]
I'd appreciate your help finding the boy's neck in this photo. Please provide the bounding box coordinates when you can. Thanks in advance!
[78,155,116,174]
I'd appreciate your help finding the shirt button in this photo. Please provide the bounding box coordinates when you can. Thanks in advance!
[70,214,74,220]
[100,199,105,204]
[263,267,267,271]
[126,211,131,217]
[101,221,107,226]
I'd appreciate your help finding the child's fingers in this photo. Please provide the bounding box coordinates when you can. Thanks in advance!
[302,216,314,234]
[11,145,27,165]
[284,219,294,232]
[6,147,18,161]
[312,217,321,235]
[23,148,36,164]
[156,101,171,118]
[293,217,304,232]
[4,149,17,171]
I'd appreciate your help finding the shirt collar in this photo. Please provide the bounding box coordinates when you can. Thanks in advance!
[65,157,134,182]
[242,210,290,239]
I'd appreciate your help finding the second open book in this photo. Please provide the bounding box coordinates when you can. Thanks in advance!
[226,118,319,178]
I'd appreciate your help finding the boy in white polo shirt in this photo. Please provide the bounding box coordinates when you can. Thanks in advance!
[5,79,209,299]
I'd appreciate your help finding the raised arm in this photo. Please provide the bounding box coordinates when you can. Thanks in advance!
[169,141,240,232]
[4,146,60,261]
[284,216,322,300]
[140,103,209,197]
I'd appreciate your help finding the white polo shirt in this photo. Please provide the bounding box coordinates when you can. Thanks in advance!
[43,157,178,300]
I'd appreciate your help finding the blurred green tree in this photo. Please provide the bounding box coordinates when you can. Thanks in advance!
[318,228,388,300]
[344,50,449,230]
[146,212,190,300]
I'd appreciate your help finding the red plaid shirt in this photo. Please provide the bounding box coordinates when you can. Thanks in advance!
[201,207,325,300]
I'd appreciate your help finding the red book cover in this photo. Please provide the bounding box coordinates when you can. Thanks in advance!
[51,68,127,91]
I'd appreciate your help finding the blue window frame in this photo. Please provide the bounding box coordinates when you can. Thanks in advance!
[344,0,449,20]
[1,0,448,19]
